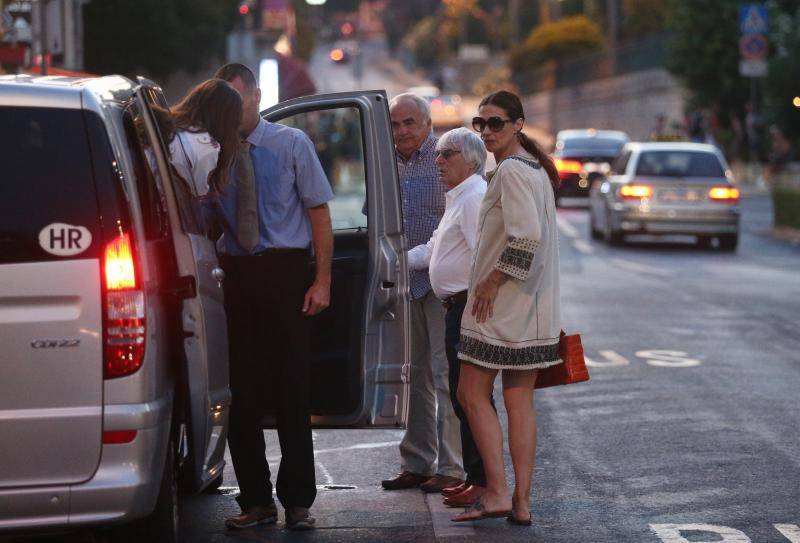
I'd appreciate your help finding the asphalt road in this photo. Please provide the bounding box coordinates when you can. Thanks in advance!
[178,197,800,543]
[7,195,799,543]
[179,194,800,543]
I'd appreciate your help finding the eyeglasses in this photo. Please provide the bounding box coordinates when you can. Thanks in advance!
[472,116,515,133]
[434,149,462,160]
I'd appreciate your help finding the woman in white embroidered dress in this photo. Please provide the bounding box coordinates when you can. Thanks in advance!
[167,78,242,196]
[453,91,562,525]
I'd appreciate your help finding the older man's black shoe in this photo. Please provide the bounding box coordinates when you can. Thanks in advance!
[381,471,429,490]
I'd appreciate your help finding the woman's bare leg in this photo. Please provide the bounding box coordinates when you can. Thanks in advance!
[453,362,511,520]
[502,369,538,521]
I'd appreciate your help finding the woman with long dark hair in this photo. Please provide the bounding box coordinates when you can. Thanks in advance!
[169,78,242,195]
[453,90,562,525]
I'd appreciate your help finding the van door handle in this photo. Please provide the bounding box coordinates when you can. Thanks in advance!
[212,267,225,285]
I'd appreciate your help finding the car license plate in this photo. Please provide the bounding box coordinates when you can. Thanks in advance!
[659,189,701,202]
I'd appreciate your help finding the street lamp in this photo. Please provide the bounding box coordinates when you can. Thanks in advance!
[793,96,800,108]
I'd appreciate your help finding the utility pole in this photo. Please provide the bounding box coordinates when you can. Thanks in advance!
[606,0,619,74]
[539,0,551,25]
[39,0,48,75]
[509,0,520,44]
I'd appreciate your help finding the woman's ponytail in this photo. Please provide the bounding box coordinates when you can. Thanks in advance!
[518,132,560,190]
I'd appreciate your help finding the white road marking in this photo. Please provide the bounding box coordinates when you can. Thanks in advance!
[573,239,595,254]
[267,440,401,463]
[557,215,580,239]
[610,257,673,277]
[316,461,334,485]
[650,523,751,542]
[424,492,475,538]
[775,524,800,542]
[637,350,702,368]
[585,350,630,367]
[314,440,401,455]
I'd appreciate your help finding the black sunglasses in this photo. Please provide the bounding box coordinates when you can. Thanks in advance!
[472,116,515,133]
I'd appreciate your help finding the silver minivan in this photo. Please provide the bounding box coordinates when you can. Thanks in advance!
[0,75,410,539]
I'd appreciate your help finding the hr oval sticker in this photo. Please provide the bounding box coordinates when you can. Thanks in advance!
[38,223,92,256]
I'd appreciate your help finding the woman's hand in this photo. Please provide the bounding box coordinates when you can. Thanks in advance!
[471,269,509,323]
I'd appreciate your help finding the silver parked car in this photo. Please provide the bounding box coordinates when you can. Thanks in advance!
[0,76,410,539]
[588,142,740,250]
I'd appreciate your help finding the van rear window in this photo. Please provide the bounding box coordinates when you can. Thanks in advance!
[0,107,102,264]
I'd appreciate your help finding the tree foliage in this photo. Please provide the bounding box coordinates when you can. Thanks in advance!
[621,0,668,40]
[666,0,747,114]
[765,3,800,142]
[508,15,604,73]
[83,0,239,80]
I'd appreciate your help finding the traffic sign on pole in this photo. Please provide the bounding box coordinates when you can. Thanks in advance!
[739,34,768,60]
[740,4,768,34]
[739,4,768,78]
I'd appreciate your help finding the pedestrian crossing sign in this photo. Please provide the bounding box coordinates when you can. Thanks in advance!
[740,4,768,34]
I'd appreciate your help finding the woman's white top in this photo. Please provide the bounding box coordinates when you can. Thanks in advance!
[168,130,220,196]
[458,152,562,371]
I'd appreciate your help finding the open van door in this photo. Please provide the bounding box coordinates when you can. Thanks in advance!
[133,80,231,491]
[263,91,410,428]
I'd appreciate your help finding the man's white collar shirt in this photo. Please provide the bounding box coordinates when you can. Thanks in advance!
[407,173,487,299]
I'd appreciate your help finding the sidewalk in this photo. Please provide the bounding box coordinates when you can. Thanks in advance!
[772,225,800,245]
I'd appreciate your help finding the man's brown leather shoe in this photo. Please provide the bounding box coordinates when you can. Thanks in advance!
[381,471,429,490]
[419,474,464,494]
[225,503,278,529]
[443,485,487,507]
[441,482,469,497]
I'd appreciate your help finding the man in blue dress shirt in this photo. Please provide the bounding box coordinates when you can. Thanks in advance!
[214,63,334,531]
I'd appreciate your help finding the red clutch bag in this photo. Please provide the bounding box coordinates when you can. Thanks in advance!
[535,331,590,389]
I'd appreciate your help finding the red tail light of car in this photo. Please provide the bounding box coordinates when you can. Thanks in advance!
[555,158,582,178]
[103,232,146,379]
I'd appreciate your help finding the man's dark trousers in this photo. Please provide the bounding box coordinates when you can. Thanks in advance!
[222,249,316,510]
[444,297,494,487]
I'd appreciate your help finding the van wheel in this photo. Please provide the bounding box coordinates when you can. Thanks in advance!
[140,430,180,542]
[605,215,624,246]
[102,430,179,543]
[719,234,738,252]
[589,211,603,240]
[697,235,714,249]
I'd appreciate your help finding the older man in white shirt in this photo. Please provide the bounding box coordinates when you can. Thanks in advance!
[407,127,494,507]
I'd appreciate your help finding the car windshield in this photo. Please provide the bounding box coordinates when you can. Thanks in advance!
[635,150,725,177]
[560,137,626,151]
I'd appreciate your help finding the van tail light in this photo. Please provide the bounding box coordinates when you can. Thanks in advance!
[103,430,138,444]
[555,158,582,177]
[709,186,740,202]
[620,184,653,199]
[103,232,145,379]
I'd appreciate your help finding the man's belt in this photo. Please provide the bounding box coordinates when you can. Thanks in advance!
[441,290,468,310]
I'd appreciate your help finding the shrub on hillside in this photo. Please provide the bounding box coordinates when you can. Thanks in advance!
[508,15,605,73]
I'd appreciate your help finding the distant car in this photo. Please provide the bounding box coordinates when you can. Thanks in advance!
[404,87,464,130]
[405,85,440,100]
[429,94,463,130]
[588,142,740,250]
[553,129,629,205]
